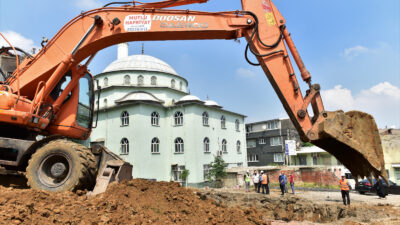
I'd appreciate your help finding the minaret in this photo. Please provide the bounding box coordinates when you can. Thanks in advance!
[117,43,129,59]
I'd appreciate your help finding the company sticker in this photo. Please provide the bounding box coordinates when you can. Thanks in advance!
[124,15,152,32]
[262,0,276,26]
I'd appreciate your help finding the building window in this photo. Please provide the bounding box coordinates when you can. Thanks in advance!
[237,163,243,167]
[203,137,210,153]
[203,164,211,181]
[247,154,259,162]
[179,81,183,90]
[124,75,130,85]
[138,75,144,86]
[174,111,183,126]
[395,168,400,180]
[120,138,129,155]
[246,125,253,133]
[236,141,241,153]
[222,139,227,153]
[235,119,240,131]
[267,120,280,130]
[220,116,226,129]
[172,165,185,183]
[259,139,266,144]
[202,111,209,126]
[121,111,129,126]
[299,155,307,165]
[151,137,160,153]
[171,79,176,88]
[151,111,159,126]
[273,153,284,162]
[175,138,184,153]
[247,139,256,148]
[270,137,282,146]
[151,76,157,85]
[103,98,107,108]
[103,77,108,86]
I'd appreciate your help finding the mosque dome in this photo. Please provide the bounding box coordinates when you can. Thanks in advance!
[102,43,178,76]
[204,100,222,108]
[115,91,164,104]
[177,95,203,103]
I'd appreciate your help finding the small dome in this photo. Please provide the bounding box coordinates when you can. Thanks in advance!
[103,54,179,76]
[178,95,202,102]
[115,91,164,104]
[205,100,222,108]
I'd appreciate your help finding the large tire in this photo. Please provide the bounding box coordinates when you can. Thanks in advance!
[26,139,97,192]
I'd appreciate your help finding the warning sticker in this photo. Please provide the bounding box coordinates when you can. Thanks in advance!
[124,15,152,32]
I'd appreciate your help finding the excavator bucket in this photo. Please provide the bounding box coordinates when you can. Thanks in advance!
[311,111,388,183]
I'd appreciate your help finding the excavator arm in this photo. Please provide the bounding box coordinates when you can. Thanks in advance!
[0,0,387,186]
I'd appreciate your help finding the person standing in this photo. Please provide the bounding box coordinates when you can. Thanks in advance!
[265,172,270,195]
[279,172,286,196]
[261,171,269,194]
[289,172,295,194]
[284,172,288,193]
[244,172,251,192]
[339,175,350,205]
[252,171,259,192]
[374,176,387,198]
[258,171,264,193]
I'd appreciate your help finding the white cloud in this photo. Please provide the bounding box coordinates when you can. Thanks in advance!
[236,68,256,78]
[0,30,38,52]
[75,0,102,10]
[342,45,369,60]
[321,82,400,128]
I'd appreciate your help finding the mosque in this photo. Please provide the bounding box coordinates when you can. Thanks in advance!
[89,43,247,186]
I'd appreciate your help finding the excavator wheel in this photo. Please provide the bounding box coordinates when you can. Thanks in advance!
[26,139,97,192]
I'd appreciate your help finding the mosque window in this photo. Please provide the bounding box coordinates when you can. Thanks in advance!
[235,119,240,131]
[151,138,160,153]
[222,139,227,153]
[103,77,108,86]
[151,111,159,126]
[124,75,131,85]
[203,137,210,153]
[179,81,183,90]
[120,138,129,155]
[202,111,209,126]
[138,75,144,86]
[151,76,157,85]
[174,138,184,153]
[174,111,183,126]
[236,140,241,153]
[121,111,129,126]
[171,79,176,88]
[221,116,226,129]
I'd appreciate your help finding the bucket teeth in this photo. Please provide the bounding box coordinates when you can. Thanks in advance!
[311,111,387,183]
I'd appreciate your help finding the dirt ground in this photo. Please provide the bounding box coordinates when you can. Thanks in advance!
[0,177,399,225]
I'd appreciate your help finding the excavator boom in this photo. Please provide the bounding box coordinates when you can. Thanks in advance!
[0,0,387,192]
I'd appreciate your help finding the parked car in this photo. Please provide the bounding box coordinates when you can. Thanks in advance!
[355,179,400,195]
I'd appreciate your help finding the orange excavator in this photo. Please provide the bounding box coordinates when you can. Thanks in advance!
[0,0,387,192]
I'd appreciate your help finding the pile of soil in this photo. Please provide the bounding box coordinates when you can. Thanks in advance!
[0,178,398,224]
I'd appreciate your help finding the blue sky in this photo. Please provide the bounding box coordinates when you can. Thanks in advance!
[1,0,399,128]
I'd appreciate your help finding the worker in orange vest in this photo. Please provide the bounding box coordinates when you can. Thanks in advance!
[339,174,350,205]
[261,171,269,194]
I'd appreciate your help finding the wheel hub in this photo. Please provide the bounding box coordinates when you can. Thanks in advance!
[50,162,67,178]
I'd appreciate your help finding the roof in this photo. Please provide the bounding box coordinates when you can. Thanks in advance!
[204,100,222,108]
[176,95,203,104]
[296,146,326,154]
[102,54,179,76]
[115,91,164,104]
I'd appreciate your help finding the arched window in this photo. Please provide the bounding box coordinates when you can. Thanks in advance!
[174,111,183,126]
[103,98,108,108]
[151,137,160,153]
[221,116,226,129]
[124,75,131,85]
[151,76,157,85]
[121,138,129,155]
[202,111,209,126]
[103,77,108,86]
[151,111,159,126]
[236,140,241,153]
[138,75,144,86]
[203,137,210,153]
[175,138,184,153]
[222,139,227,153]
[171,79,176,88]
[235,119,240,131]
[179,81,183,90]
[121,111,129,126]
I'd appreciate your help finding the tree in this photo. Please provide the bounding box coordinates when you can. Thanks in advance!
[208,156,227,187]
[180,169,190,187]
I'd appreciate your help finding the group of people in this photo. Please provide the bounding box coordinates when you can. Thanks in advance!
[244,170,295,196]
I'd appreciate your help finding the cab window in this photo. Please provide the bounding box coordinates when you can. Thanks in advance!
[76,74,93,128]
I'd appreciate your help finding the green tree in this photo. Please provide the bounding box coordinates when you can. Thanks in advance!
[208,156,227,187]
[180,169,190,187]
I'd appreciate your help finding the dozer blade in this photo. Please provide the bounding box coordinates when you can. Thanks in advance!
[311,111,388,183]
